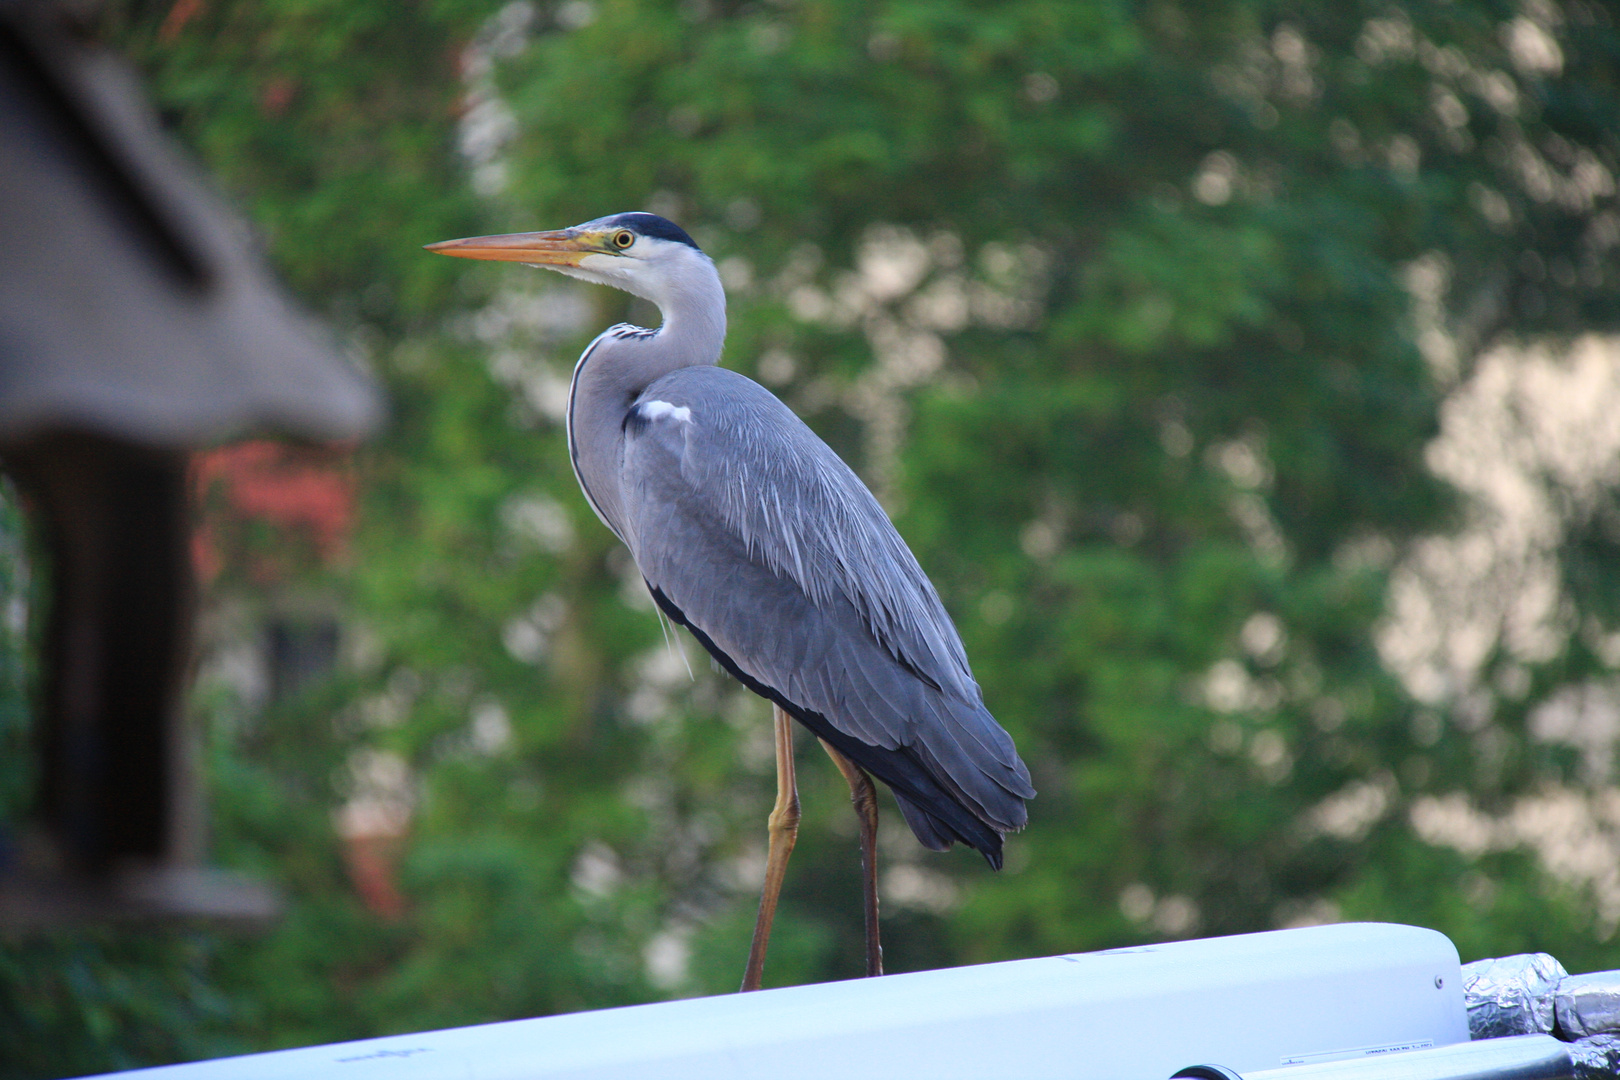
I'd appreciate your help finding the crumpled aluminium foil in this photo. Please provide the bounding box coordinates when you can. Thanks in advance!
[1558,971,1620,1039]
[1568,1033,1620,1080]
[1462,953,1570,1039]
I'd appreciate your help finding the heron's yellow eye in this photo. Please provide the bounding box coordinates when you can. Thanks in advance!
[612,230,635,250]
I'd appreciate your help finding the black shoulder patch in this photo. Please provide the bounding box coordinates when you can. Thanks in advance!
[622,405,649,437]
[605,212,701,251]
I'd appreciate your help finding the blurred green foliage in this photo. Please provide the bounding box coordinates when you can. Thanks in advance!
[5,0,1620,1075]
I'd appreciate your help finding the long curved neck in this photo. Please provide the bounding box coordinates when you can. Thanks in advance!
[566,254,726,538]
[644,252,728,369]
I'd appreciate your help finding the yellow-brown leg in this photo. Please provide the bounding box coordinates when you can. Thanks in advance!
[820,739,883,978]
[740,704,801,992]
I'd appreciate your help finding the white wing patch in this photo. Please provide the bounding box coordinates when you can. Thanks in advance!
[638,400,693,424]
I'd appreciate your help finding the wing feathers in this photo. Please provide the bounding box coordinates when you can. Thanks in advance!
[623,366,1032,860]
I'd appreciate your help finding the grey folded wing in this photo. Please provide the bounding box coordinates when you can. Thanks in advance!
[617,366,1032,858]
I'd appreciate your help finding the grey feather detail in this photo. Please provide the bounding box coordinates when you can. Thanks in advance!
[619,366,1033,837]
[893,793,955,852]
[565,332,624,541]
[654,370,969,696]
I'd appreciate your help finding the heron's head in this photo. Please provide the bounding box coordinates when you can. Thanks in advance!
[426,212,716,311]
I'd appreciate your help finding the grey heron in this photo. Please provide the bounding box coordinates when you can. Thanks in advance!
[427,213,1033,991]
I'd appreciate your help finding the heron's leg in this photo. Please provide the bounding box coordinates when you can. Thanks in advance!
[741,704,800,992]
[819,739,883,978]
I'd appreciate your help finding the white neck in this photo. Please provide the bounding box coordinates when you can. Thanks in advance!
[563,247,727,537]
[639,245,727,366]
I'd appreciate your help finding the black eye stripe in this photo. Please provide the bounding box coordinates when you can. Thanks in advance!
[599,212,700,250]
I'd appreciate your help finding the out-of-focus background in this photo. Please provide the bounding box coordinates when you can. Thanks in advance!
[3,0,1620,1074]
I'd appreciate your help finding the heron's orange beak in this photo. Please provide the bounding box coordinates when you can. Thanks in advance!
[424,229,604,265]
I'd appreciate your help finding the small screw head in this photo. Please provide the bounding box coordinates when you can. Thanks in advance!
[1435,976,1445,989]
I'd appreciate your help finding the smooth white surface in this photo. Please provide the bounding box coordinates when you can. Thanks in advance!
[91,922,1470,1080]
[1245,1034,1575,1080]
